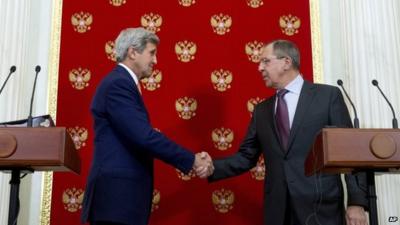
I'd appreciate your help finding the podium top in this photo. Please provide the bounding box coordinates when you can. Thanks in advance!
[305,128,400,176]
[0,127,81,174]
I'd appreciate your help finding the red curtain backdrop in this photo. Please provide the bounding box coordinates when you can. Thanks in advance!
[51,0,313,224]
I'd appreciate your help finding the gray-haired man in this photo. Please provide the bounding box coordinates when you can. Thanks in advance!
[81,27,212,225]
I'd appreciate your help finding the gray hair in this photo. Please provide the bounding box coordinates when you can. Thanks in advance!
[269,40,300,70]
[115,27,160,62]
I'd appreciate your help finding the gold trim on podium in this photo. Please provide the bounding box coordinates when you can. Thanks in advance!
[40,0,63,224]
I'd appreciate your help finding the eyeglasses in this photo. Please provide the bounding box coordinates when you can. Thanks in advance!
[259,56,286,65]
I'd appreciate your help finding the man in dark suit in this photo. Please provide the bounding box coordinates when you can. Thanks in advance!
[81,27,212,225]
[204,40,368,225]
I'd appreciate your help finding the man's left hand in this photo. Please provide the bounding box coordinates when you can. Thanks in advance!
[346,205,367,225]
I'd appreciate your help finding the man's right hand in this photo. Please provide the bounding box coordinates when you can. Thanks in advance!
[194,152,214,179]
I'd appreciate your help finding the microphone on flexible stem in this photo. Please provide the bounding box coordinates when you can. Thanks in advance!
[337,79,360,128]
[0,66,17,95]
[27,65,41,127]
[372,79,398,129]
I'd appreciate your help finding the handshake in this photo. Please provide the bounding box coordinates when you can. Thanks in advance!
[193,152,214,179]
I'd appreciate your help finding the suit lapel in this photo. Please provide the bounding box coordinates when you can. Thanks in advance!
[115,65,150,119]
[286,81,316,152]
[115,65,141,93]
[261,96,286,156]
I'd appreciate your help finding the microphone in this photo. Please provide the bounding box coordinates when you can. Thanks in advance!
[0,66,17,95]
[27,65,41,127]
[337,79,360,128]
[372,79,398,128]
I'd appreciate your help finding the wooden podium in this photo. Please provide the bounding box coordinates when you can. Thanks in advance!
[305,128,400,176]
[305,128,400,225]
[0,127,81,225]
[0,127,80,173]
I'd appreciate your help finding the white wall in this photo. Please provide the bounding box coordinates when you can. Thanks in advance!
[0,1,55,225]
[319,0,400,224]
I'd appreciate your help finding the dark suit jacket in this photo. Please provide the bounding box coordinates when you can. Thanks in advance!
[81,65,195,225]
[209,81,368,225]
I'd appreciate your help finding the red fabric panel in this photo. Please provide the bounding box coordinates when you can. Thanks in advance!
[51,1,313,224]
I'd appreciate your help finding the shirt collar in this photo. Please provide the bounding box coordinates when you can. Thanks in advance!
[279,74,304,95]
[118,63,139,85]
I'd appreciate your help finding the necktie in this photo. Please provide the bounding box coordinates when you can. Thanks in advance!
[276,89,290,151]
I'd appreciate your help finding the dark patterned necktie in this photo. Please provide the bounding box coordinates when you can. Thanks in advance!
[276,89,290,151]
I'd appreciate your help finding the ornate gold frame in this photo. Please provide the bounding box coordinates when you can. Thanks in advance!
[40,0,63,224]
[310,0,324,83]
[39,0,323,223]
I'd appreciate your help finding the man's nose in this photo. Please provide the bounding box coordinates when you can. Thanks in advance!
[258,63,263,72]
[153,56,157,64]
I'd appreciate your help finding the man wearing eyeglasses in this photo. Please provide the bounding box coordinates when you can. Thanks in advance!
[204,40,368,225]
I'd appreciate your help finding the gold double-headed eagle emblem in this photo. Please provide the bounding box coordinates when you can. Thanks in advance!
[212,128,234,151]
[245,41,264,63]
[69,68,91,90]
[175,41,197,62]
[210,14,232,35]
[247,0,263,8]
[71,12,93,33]
[175,97,198,120]
[211,69,233,92]
[212,188,235,213]
[279,14,301,36]
[247,97,264,116]
[62,188,84,213]
[176,168,196,181]
[250,155,265,180]
[67,126,88,150]
[105,41,116,62]
[141,69,162,91]
[109,0,126,7]
[179,0,196,7]
[141,13,162,33]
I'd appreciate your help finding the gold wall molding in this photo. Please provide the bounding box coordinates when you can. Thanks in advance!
[40,0,63,224]
[309,0,324,83]
[40,172,54,225]
[47,0,62,122]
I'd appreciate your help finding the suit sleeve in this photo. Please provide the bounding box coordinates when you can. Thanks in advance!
[209,112,262,182]
[105,77,194,173]
[329,87,369,208]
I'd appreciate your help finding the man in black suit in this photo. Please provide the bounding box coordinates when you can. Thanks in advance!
[204,40,368,225]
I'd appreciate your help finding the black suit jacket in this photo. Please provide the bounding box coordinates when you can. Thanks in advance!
[209,81,368,225]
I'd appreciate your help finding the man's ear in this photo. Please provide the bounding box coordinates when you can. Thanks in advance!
[283,57,292,70]
[127,47,138,60]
